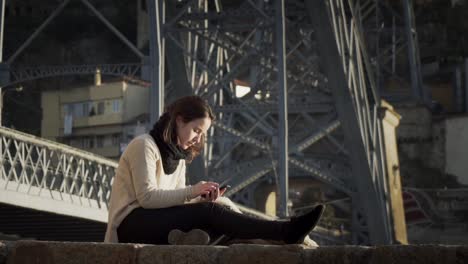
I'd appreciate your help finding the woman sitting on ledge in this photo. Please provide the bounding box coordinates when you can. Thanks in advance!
[104,95,324,245]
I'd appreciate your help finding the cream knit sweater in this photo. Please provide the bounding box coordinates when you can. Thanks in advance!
[104,134,194,243]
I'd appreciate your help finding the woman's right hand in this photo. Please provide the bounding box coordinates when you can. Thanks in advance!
[192,181,219,200]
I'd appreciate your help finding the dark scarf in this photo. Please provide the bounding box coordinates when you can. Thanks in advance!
[149,113,189,174]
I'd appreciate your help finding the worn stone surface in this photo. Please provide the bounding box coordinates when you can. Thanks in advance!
[0,242,15,264]
[370,245,458,264]
[223,244,303,264]
[456,246,468,263]
[0,242,7,264]
[395,104,432,140]
[303,246,371,264]
[2,240,468,264]
[6,240,138,264]
[138,245,224,264]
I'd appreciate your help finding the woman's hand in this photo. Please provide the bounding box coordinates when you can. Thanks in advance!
[192,181,219,201]
[201,186,228,202]
[219,187,227,197]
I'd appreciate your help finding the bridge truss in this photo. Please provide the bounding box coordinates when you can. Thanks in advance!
[0,0,426,245]
[143,0,406,244]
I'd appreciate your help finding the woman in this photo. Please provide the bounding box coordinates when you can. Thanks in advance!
[104,95,324,245]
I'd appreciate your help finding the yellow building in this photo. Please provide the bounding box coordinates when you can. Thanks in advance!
[41,76,149,159]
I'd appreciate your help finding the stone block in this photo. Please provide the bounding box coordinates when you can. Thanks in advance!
[138,245,225,264]
[7,240,137,264]
[456,246,468,263]
[223,244,302,264]
[1,242,7,264]
[0,241,15,264]
[370,245,459,264]
[3,241,468,264]
[303,246,371,264]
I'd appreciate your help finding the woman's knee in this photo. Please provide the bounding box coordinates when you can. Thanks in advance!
[215,197,242,213]
[191,202,228,215]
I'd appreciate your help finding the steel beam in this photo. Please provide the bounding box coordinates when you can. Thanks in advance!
[306,0,392,244]
[147,0,165,124]
[0,0,4,126]
[402,0,423,101]
[8,64,142,86]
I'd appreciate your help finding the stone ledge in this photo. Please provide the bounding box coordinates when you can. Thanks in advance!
[1,240,468,264]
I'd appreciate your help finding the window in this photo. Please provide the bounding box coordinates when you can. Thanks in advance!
[103,135,112,147]
[97,102,105,115]
[83,137,95,149]
[96,135,104,148]
[63,104,69,116]
[64,104,75,117]
[112,99,121,113]
[82,102,90,116]
[89,105,96,116]
[70,138,82,149]
[112,133,121,145]
[73,103,84,118]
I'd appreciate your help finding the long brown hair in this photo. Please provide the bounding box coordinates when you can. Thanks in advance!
[161,96,215,163]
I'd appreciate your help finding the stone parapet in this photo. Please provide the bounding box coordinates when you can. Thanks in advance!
[1,240,468,264]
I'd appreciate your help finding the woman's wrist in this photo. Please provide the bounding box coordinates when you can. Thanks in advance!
[185,185,195,201]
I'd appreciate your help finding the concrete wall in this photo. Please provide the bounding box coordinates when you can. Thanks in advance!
[445,116,468,185]
[123,83,149,123]
[41,91,61,141]
[395,104,432,140]
[396,109,468,185]
[88,83,123,102]
[40,81,148,158]
[395,104,444,170]
[1,241,468,264]
[41,82,125,140]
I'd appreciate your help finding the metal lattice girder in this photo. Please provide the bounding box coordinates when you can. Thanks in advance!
[307,0,394,244]
[348,0,426,101]
[165,2,349,191]
[189,30,324,99]
[213,102,333,114]
[5,64,142,87]
[212,120,270,151]
[214,154,353,198]
[290,120,341,154]
[289,158,353,195]
[212,158,273,197]
[155,0,397,244]
[173,17,326,97]
[0,126,117,222]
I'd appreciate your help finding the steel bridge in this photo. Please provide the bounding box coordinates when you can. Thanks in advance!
[0,0,427,245]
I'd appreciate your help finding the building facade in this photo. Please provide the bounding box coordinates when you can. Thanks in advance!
[41,77,149,159]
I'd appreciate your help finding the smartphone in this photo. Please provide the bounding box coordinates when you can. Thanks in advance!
[201,185,231,198]
[220,184,231,190]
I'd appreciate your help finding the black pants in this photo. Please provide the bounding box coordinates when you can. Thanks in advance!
[117,202,286,244]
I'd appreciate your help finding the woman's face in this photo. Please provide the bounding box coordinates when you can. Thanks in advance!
[175,115,212,150]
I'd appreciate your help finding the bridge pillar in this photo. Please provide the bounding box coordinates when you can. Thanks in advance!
[380,100,408,244]
[254,184,277,217]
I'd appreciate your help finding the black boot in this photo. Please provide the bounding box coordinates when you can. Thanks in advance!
[284,204,325,244]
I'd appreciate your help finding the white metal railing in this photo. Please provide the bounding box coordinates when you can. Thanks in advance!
[0,127,117,221]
